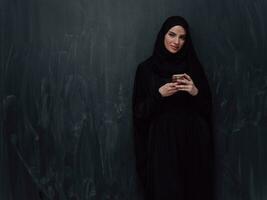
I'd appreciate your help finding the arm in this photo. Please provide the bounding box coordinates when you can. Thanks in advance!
[132,63,162,186]
[132,64,163,121]
[191,64,212,120]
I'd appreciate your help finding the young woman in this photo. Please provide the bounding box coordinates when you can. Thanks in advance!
[132,16,214,200]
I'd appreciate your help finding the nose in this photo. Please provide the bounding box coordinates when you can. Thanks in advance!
[174,37,180,45]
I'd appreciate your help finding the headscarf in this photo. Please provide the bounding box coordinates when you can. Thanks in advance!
[152,16,197,78]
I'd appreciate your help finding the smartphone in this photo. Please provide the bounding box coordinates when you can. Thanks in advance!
[172,74,186,83]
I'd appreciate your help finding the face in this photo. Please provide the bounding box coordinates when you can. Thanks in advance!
[164,25,186,54]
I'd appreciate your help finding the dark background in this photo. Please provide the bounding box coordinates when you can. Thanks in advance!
[1,0,267,199]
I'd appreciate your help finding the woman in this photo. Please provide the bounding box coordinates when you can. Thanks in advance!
[132,16,214,200]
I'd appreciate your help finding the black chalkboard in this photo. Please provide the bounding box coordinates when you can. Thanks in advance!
[1,0,267,199]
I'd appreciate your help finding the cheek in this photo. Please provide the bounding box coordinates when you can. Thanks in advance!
[165,36,173,46]
[180,40,185,47]
[164,37,170,48]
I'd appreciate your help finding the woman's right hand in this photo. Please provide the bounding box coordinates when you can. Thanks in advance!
[158,82,179,97]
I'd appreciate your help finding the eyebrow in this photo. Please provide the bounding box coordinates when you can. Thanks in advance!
[169,31,176,34]
[168,31,186,36]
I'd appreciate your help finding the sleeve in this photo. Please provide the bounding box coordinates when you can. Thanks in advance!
[194,70,212,119]
[190,57,213,122]
[132,64,163,121]
[132,63,163,186]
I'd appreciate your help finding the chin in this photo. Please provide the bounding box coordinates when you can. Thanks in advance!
[169,49,179,54]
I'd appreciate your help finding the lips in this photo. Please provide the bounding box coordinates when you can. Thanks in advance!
[171,45,179,50]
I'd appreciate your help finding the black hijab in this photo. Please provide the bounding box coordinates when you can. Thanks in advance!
[152,16,198,78]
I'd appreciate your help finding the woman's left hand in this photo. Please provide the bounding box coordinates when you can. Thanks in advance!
[176,73,199,96]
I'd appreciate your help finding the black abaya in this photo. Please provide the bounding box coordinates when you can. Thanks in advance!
[132,16,214,200]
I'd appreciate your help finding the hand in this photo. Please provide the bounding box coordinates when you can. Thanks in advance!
[158,82,179,97]
[175,73,199,96]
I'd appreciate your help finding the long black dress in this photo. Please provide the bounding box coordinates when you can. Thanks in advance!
[132,16,214,200]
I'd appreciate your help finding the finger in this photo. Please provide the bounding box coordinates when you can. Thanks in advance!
[168,84,180,90]
[169,82,179,87]
[168,87,179,92]
[176,84,191,88]
[177,79,191,85]
[177,89,191,95]
[177,88,191,93]
[176,85,191,91]
[183,73,192,81]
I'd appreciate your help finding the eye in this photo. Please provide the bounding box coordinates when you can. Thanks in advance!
[168,32,176,37]
[180,35,186,40]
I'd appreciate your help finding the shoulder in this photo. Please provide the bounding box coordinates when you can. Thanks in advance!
[135,56,155,75]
